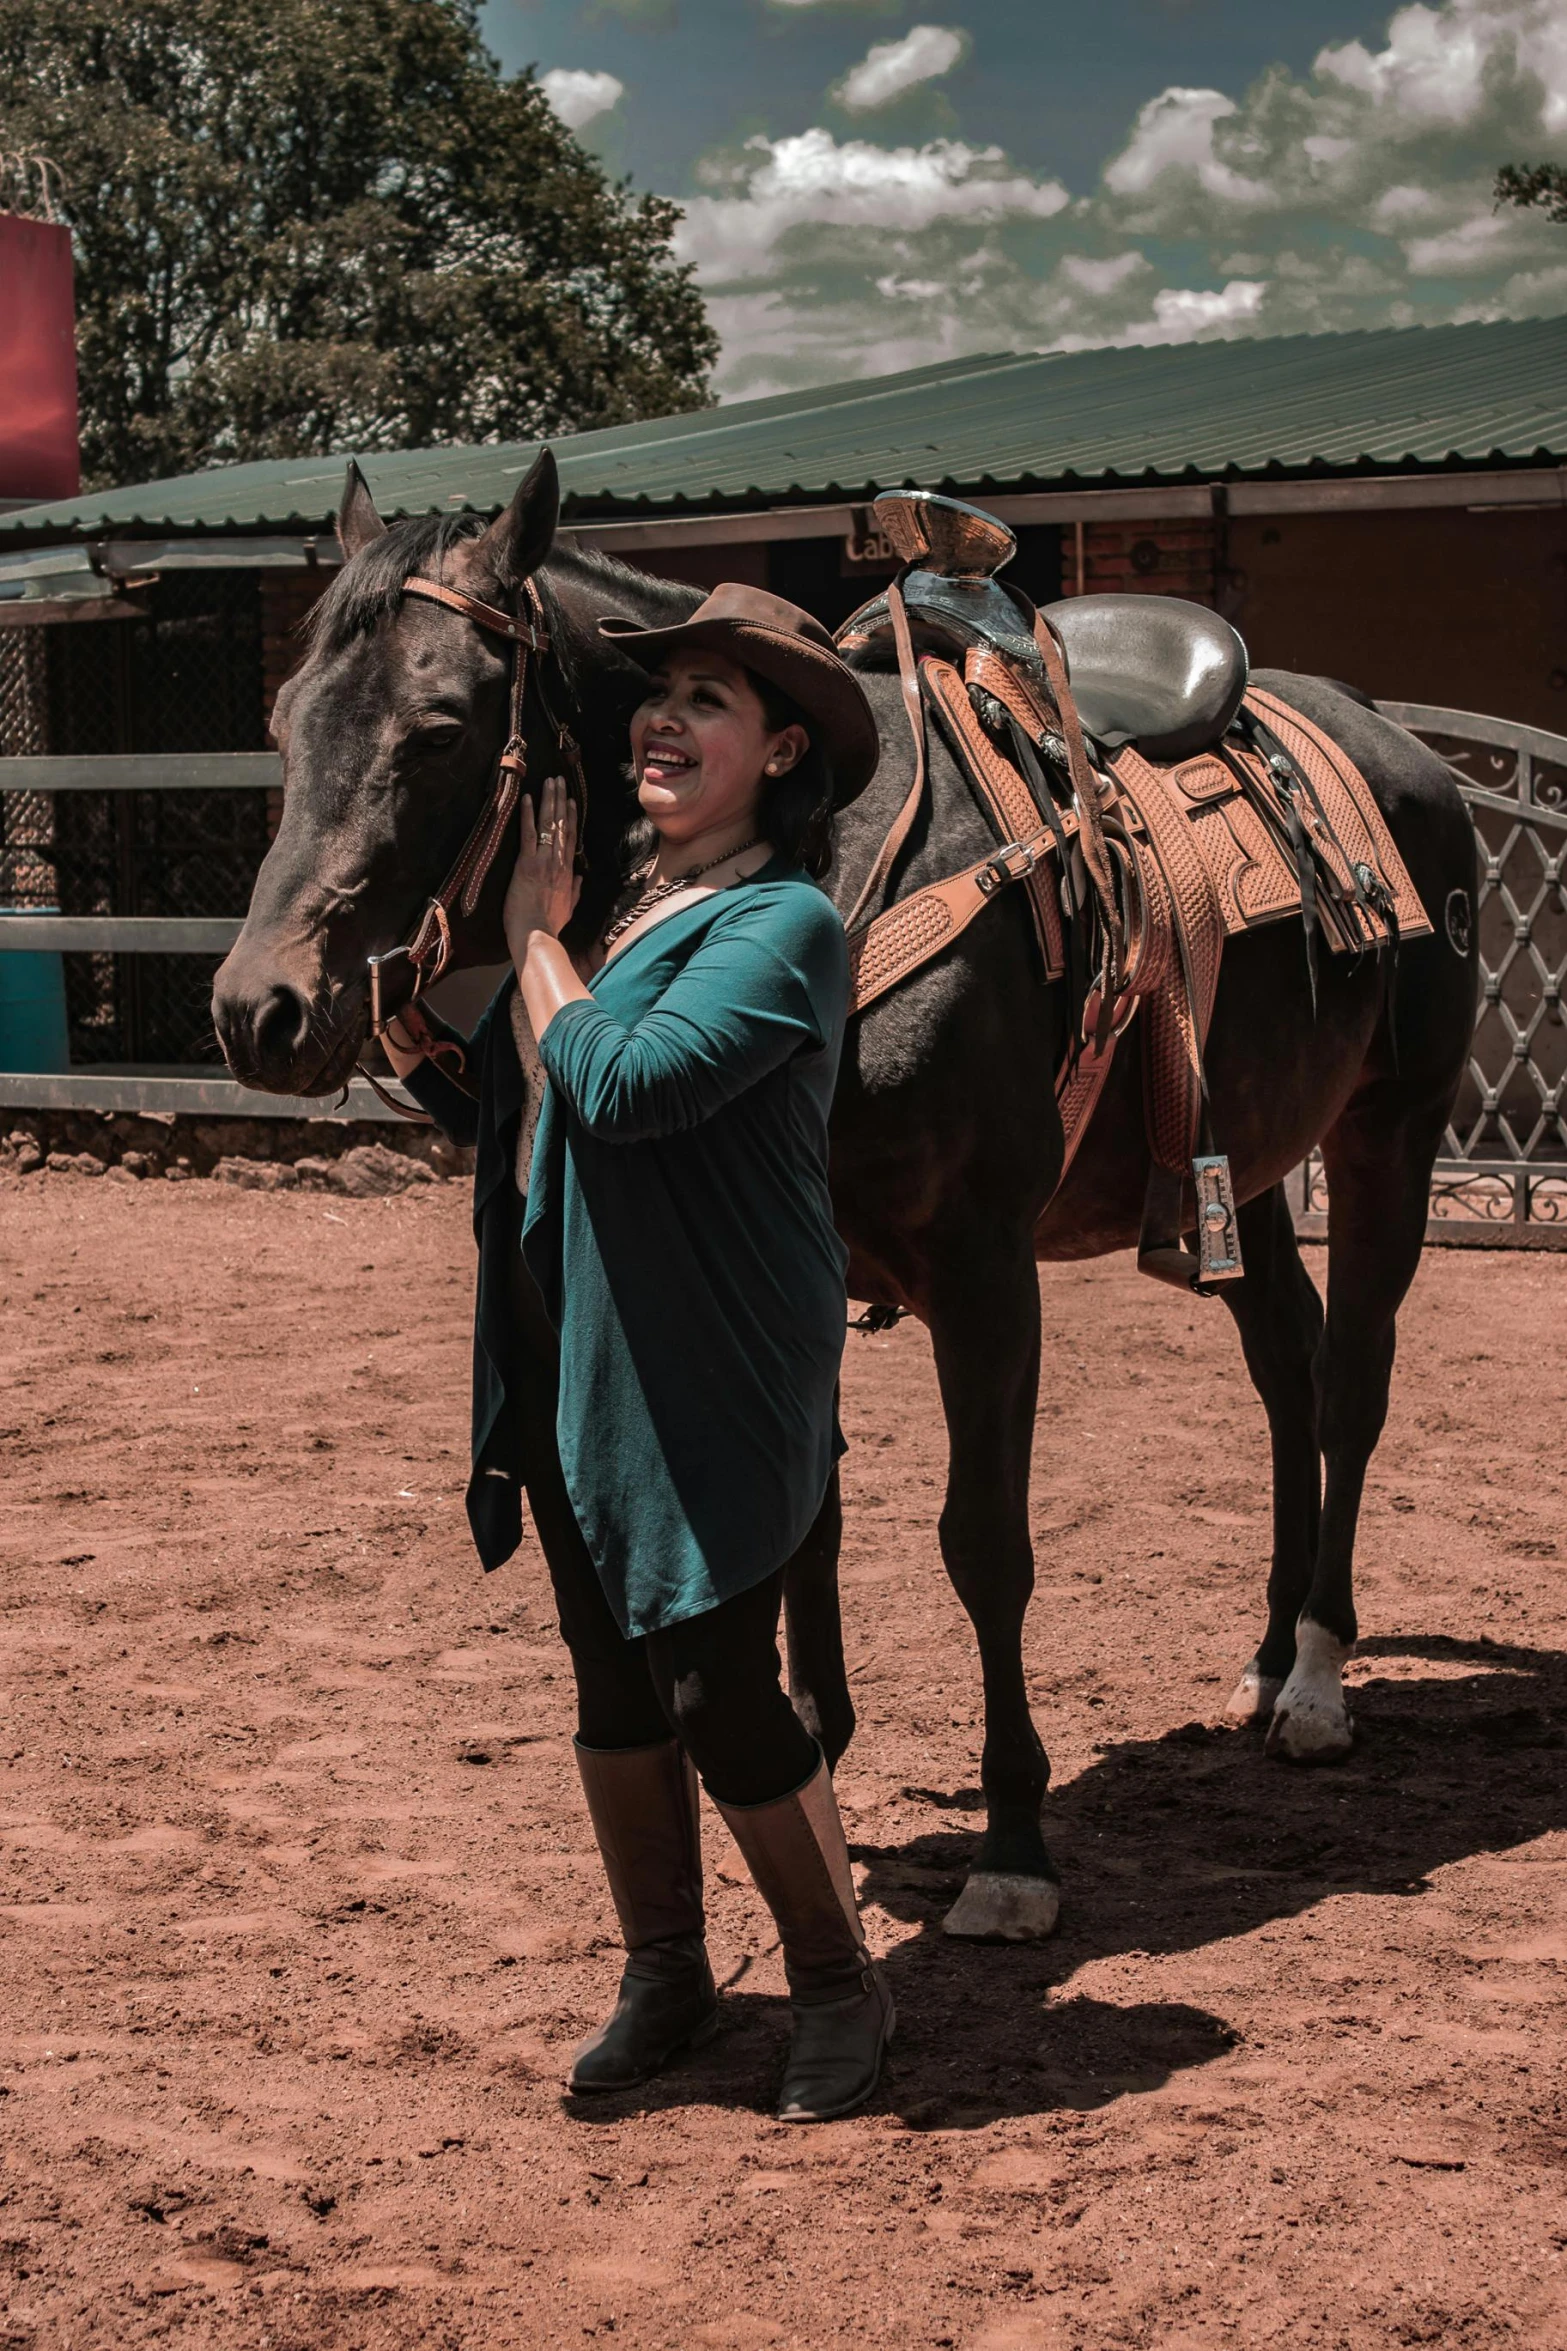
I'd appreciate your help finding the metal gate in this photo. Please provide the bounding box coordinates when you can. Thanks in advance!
[1297,702,1567,1248]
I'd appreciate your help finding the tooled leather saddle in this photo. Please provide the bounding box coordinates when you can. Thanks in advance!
[835,491,1432,1292]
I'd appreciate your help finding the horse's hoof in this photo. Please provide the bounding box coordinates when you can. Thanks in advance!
[942,1871,1060,1942]
[1224,1662,1284,1723]
[1264,1620,1353,1763]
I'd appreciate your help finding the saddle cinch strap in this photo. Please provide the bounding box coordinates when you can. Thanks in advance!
[355,573,587,1122]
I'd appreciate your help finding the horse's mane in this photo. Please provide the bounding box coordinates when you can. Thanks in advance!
[539,542,699,695]
[301,513,486,654]
[300,515,700,689]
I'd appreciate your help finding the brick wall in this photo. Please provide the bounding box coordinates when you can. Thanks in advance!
[259,567,328,838]
[1062,515,1220,607]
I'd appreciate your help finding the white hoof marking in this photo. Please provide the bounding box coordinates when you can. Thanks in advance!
[942,1871,1060,1943]
[1225,1661,1284,1724]
[1265,1619,1354,1762]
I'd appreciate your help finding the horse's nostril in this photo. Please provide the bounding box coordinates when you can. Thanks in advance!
[252,984,312,1072]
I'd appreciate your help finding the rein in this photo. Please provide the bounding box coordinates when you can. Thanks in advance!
[356,571,586,1118]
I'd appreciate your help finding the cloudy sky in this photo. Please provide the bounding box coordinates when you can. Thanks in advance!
[481,0,1567,400]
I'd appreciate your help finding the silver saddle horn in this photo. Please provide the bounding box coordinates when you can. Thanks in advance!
[867,490,1041,671]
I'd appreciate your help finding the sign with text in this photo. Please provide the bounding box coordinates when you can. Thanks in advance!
[841,507,900,574]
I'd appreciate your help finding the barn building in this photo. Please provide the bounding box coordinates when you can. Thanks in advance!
[0,315,1564,1195]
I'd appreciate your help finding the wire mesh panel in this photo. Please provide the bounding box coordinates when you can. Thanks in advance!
[29,576,274,1065]
[0,632,56,909]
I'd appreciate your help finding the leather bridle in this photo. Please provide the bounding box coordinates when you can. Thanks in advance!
[361,572,586,1055]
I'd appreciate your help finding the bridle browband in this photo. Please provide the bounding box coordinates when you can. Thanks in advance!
[359,571,586,1094]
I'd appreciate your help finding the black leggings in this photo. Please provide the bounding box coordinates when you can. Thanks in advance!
[504,1235,817,1807]
[545,1533,818,1807]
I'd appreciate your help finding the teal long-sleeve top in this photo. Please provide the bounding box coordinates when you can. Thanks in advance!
[409,857,851,1640]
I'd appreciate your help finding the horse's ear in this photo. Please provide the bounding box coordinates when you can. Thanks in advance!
[337,460,387,560]
[472,447,559,591]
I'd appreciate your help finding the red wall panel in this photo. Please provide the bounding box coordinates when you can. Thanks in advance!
[0,214,81,501]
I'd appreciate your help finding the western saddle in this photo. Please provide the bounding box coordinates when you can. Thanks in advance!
[835,490,1431,1293]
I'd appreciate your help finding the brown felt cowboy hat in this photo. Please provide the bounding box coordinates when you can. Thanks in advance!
[598,584,880,806]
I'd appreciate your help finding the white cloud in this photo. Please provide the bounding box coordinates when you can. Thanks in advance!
[1311,0,1567,131]
[1454,259,1567,320]
[1103,88,1275,211]
[1059,250,1150,295]
[1316,5,1499,122]
[875,271,947,300]
[685,0,1567,398]
[1150,280,1267,333]
[677,129,1069,284]
[1098,0,1567,242]
[1371,181,1450,225]
[835,25,967,113]
[1402,209,1529,270]
[540,68,625,132]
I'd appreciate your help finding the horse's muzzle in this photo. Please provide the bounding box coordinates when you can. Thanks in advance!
[211,954,359,1097]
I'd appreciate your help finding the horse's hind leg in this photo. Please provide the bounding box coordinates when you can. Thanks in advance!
[1266,1068,1450,1762]
[1217,1182,1325,1723]
[925,1231,1058,1942]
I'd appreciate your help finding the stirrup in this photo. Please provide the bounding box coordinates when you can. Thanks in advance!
[1137,1155,1243,1292]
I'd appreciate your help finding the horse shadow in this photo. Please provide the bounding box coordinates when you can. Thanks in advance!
[563,1634,1566,2131]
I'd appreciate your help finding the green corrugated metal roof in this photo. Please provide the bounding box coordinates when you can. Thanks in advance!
[6,317,1567,538]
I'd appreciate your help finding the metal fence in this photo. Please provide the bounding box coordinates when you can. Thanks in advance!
[1294,701,1567,1248]
[0,581,273,1066]
[3,687,1565,1183]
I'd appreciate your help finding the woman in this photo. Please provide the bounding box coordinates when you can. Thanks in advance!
[385,584,890,2123]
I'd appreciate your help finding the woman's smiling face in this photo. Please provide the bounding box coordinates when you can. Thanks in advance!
[630,647,806,847]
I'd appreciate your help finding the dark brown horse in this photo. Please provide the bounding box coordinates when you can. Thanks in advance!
[213,454,1478,1942]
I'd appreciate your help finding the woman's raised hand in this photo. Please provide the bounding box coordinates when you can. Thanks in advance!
[504,775,582,961]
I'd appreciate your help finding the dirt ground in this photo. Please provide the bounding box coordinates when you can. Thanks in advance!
[1,1173,1564,2351]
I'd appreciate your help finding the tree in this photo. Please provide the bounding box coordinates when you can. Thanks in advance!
[1494,162,1567,226]
[0,0,717,488]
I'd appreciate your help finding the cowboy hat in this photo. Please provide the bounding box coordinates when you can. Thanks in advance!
[598,584,880,805]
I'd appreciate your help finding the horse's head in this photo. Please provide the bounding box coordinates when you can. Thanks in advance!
[212,450,562,1097]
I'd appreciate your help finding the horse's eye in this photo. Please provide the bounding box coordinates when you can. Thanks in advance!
[415,719,463,750]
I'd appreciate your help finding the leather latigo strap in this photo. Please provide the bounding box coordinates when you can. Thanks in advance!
[1243,687,1431,944]
[845,837,1055,1014]
[921,658,1064,980]
[1030,610,1123,1010]
[1106,741,1226,1176]
[844,641,1111,1015]
[842,579,928,933]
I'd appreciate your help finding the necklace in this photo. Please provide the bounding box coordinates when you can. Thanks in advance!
[602,837,765,951]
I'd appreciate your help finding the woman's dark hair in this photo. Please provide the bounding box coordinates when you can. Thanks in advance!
[616,661,839,890]
[750,672,837,879]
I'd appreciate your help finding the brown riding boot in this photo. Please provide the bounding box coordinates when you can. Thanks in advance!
[568,1739,719,2093]
[714,1753,894,2123]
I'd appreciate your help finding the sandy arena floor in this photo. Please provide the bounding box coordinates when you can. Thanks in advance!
[0,1172,1564,2351]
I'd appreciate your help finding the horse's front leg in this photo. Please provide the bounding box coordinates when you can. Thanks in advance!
[925,1228,1059,1941]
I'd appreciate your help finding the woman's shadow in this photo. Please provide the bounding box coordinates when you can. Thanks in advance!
[564,1634,1566,2130]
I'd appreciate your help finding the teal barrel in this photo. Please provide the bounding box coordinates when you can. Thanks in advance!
[0,911,70,1073]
